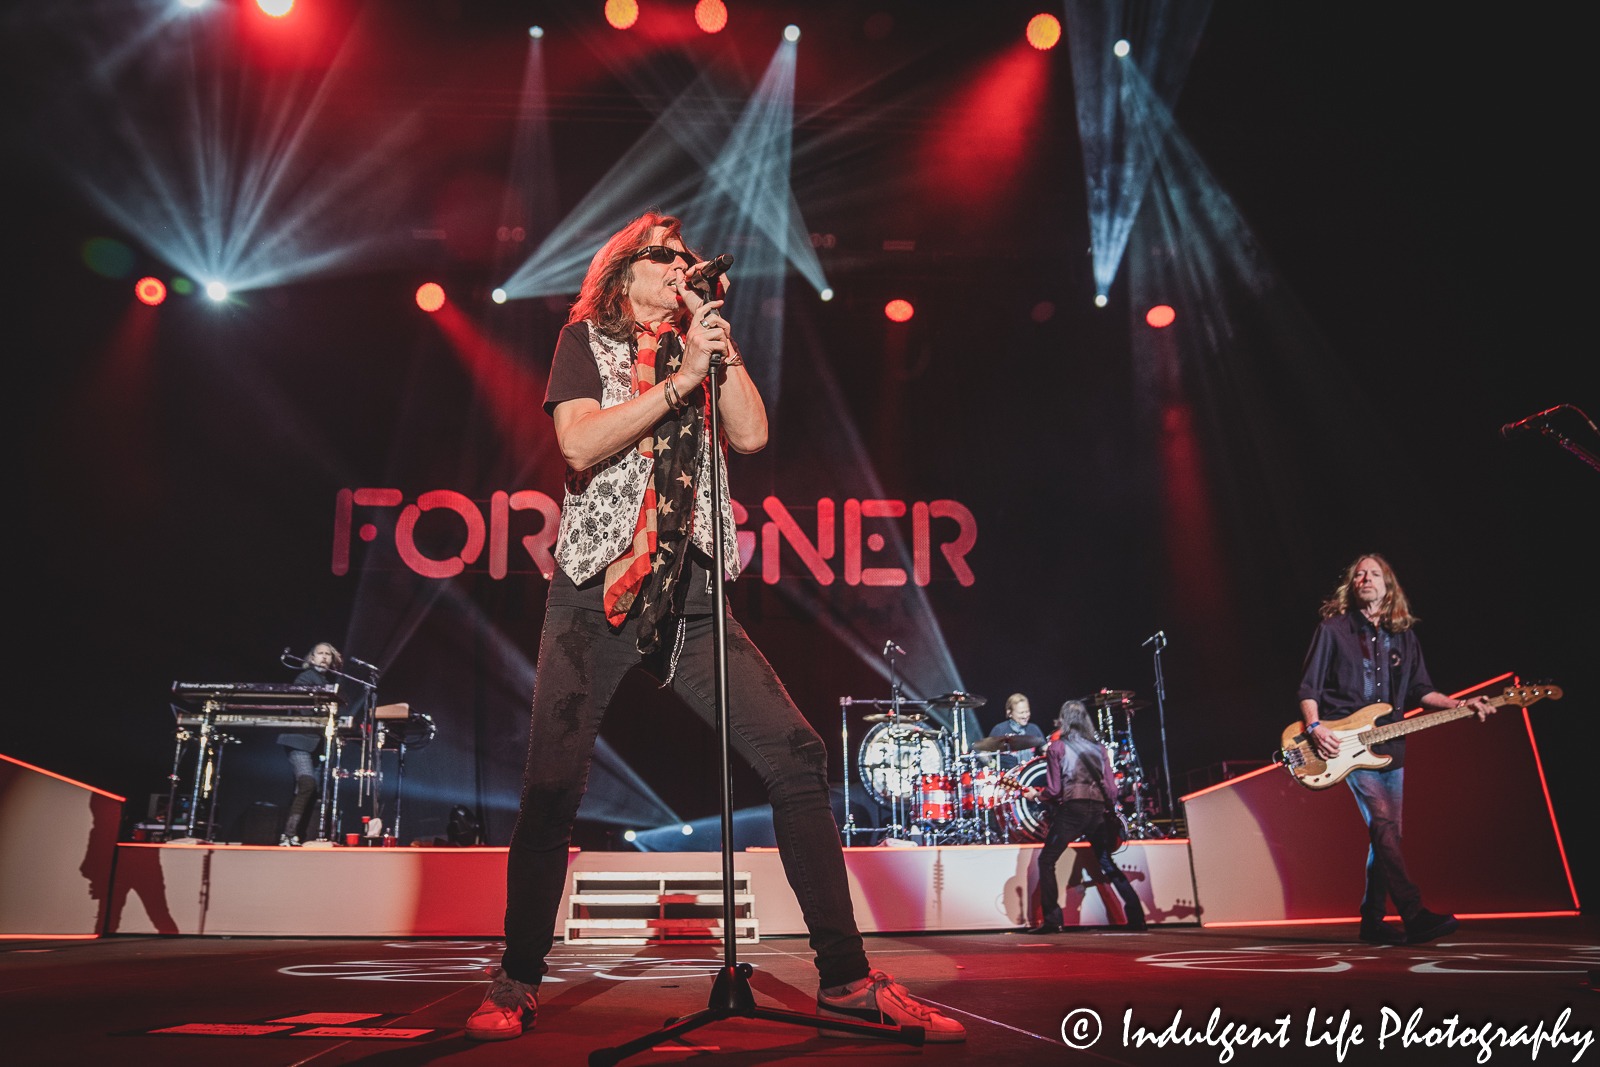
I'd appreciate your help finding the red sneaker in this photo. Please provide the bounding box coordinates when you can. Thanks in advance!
[465,966,537,1041]
[817,970,966,1043]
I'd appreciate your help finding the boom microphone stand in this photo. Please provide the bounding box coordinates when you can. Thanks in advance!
[590,289,922,1066]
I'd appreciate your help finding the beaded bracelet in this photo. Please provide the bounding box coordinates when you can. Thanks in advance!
[663,376,684,409]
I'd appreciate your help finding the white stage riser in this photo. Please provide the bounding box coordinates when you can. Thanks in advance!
[103,842,1198,937]
[0,756,121,938]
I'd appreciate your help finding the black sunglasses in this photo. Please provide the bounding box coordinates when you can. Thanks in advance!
[633,245,695,268]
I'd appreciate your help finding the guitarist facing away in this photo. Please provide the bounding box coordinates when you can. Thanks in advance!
[1023,700,1147,935]
[1298,553,1496,945]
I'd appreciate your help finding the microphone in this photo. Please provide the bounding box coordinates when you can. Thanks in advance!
[883,640,906,656]
[1500,405,1565,440]
[347,654,379,673]
[687,254,734,298]
[1141,630,1165,648]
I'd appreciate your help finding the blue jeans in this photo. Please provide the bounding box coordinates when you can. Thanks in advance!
[1345,767,1422,921]
[501,606,869,990]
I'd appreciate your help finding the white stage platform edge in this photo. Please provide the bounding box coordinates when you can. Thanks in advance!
[103,840,1198,937]
[0,754,122,939]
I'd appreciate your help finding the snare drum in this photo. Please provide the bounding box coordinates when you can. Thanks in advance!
[916,773,954,822]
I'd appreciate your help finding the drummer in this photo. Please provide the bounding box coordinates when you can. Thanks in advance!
[987,694,1046,770]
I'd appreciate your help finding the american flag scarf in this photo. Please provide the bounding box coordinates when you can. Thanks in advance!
[602,321,706,652]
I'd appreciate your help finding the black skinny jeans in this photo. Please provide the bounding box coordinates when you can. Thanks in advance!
[1036,799,1146,928]
[502,604,870,989]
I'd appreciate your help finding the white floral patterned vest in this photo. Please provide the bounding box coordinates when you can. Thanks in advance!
[554,321,741,586]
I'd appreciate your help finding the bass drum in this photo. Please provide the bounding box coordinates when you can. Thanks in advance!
[998,756,1051,842]
[858,722,946,806]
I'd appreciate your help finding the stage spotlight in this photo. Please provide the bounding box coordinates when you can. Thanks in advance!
[885,299,914,322]
[134,277,167,306]
[178,0,204,8]
[256,0,293,16]
[416,282,446,312]
[491,287,508,304]
[605,0,639,30]
[1114,39,1131,57]
[695,0,727,34]
[681,824,694,835]
[1095,294,1109,307]
[205,281,228,301]
[820,288,834,302]
[784,24,800,42]
[1026,13,1061,50]
[529,25,544,38]
[1146,304,1176,328]
[623,829,637,842]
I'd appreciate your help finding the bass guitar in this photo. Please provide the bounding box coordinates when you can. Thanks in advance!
[1277,683,1561,790]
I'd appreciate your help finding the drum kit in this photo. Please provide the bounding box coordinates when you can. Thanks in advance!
[840,686,1166,845]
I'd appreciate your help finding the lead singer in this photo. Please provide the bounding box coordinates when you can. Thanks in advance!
[466,213,963,1044]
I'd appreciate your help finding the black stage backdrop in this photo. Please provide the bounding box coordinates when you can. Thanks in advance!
[5,2,1593,900]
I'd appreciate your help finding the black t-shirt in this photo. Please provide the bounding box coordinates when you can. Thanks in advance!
[541,320,716,615]
[544,321,609,416]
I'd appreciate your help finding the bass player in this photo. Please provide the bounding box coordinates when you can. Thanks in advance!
[1298,553,1495,945]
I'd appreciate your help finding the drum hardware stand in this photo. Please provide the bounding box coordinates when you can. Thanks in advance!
[590,313,922,1066]
[839,698,858,845]
[161,721,192,842]
[1144,630,1178,835]
[882,640,913,844]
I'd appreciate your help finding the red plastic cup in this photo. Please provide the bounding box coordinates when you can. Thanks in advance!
[383,836,397,847]
[345,833,360,847]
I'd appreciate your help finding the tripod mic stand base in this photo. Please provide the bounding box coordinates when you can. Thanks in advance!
[588,964,924,1066]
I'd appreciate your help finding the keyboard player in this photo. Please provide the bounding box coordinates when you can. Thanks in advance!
[280,642,340,846]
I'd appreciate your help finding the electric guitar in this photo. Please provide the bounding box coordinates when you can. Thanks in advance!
[1277,683,1562,790]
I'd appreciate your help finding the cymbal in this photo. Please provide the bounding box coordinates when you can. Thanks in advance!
[861,712,928,724]
[1093,689,1137,705]
[927,690,987,709]
[1118,699,1152,712]
[972,734,1044,752]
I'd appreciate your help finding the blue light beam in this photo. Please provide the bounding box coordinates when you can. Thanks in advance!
[682,37,823,405]
[1063,0,1212,300]
[495,68,732,300]
[32,1,422,294]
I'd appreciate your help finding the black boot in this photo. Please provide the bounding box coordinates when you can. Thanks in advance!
[1403,909,1459,944]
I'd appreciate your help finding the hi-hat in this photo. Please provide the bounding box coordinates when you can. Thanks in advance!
[928,691,987,709]
[1093,689,1136,705]
[861,712,928,723]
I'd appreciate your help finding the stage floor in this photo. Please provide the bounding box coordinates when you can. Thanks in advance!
[3,919,1595,1066]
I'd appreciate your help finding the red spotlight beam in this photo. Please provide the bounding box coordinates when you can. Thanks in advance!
[429,303,560,482]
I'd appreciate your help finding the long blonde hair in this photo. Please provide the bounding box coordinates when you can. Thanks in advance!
[301,642,343,670]
[567,212,692,341]
[1320,553,1418,633]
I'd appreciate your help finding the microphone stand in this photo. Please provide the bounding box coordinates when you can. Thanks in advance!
[591,319,921,1066]
[1145,631,1177,835]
